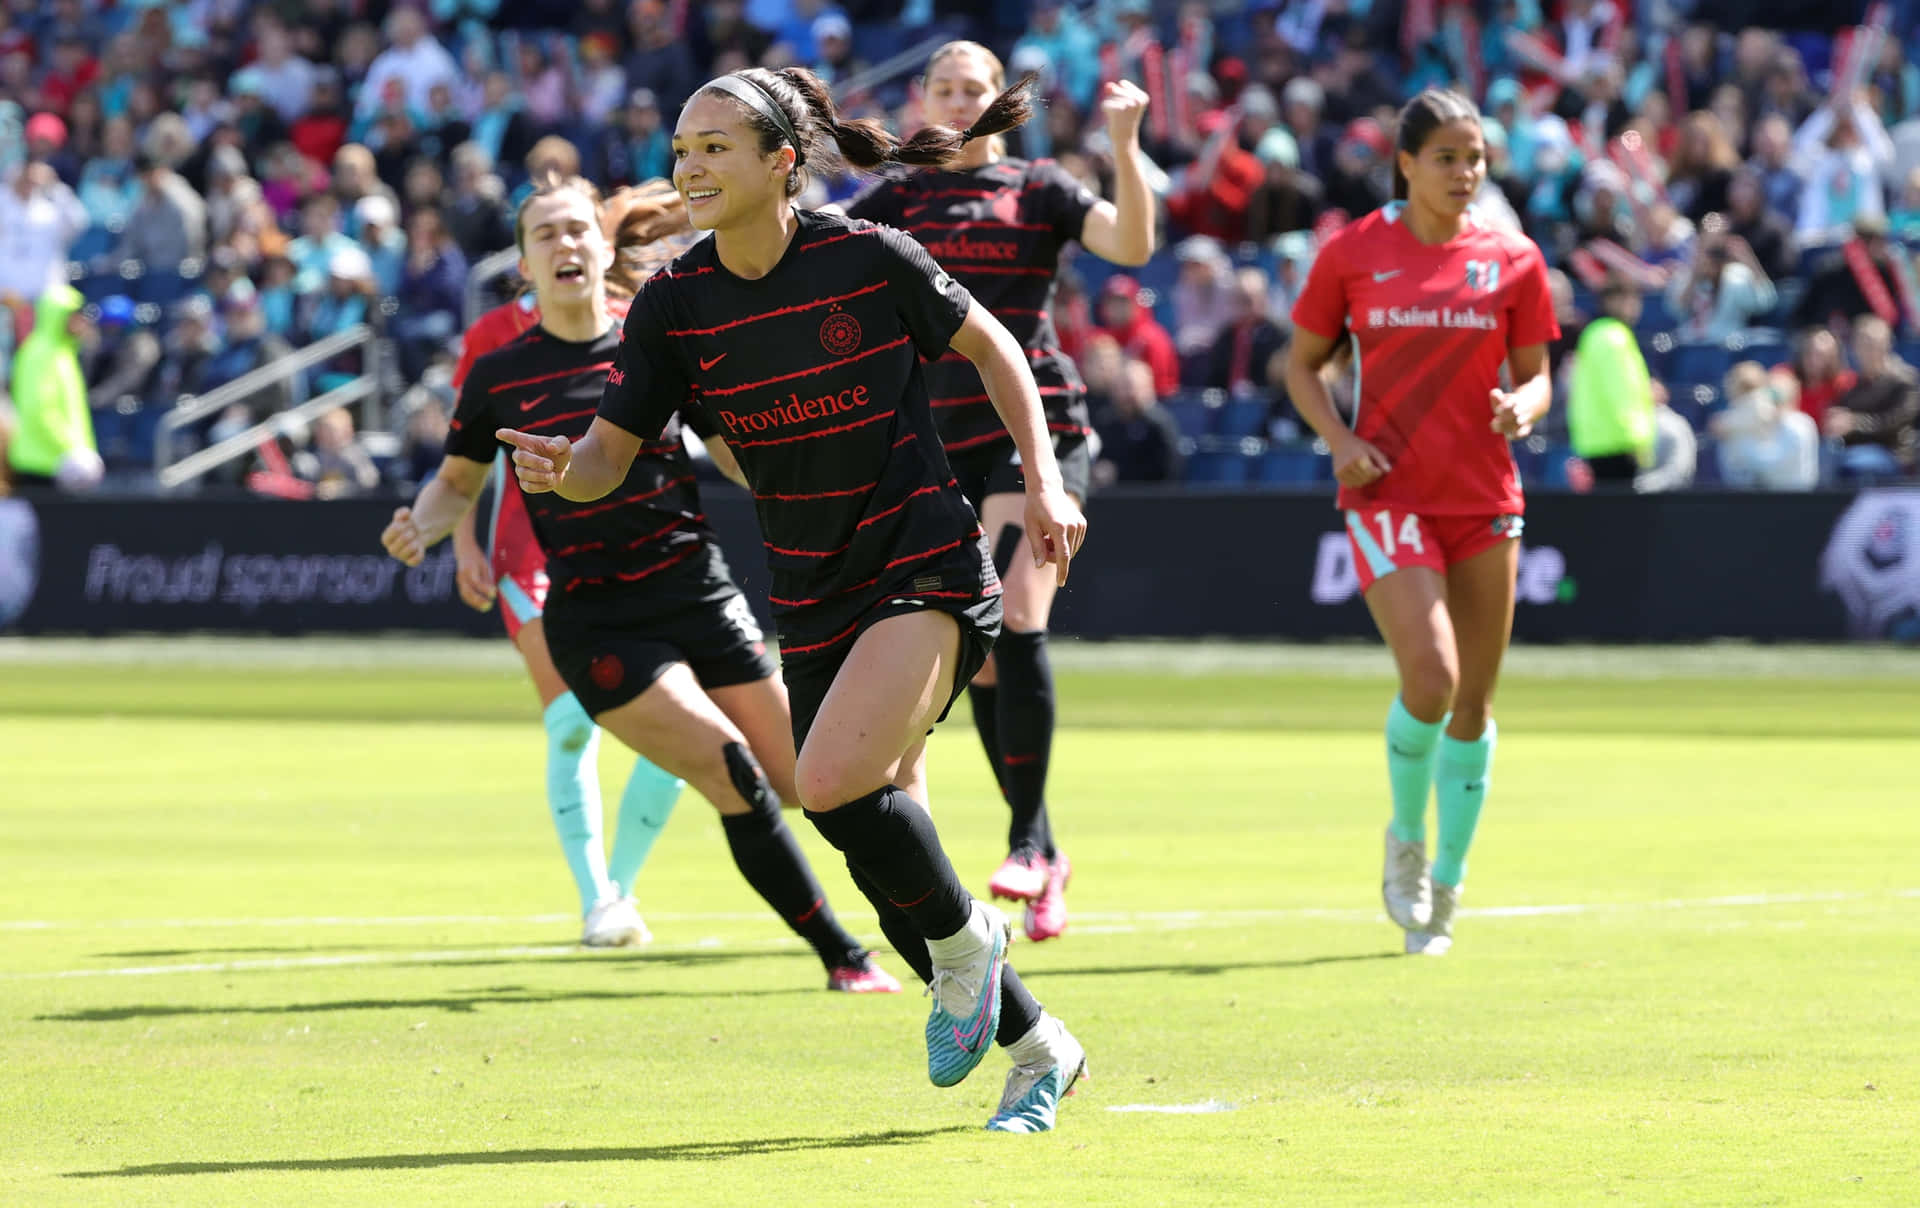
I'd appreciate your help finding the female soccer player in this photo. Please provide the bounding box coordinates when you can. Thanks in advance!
[1283,89,1559,956]
[383,173,899,995]
[444,182,687,950]
[500,67,1088,1133]
[843,43,1155,941]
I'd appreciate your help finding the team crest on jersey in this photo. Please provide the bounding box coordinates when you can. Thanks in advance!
[1464,259,1502,292]
[820,306,862,356]
[990,188,1020,225]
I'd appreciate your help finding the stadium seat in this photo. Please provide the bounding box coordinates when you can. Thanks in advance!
[1668,342,1734,390]
[1256,442,1325,485]
[1185,446,1255,486]
[1163,393,1215,439]
[1216,397,1270,438]
[1694,437,1721,487]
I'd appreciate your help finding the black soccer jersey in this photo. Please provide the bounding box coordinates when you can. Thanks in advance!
[846,157,1100,457]
[445,321,730,618]
[599,209,1000,655]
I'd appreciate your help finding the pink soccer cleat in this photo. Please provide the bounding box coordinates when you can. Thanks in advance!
[827,956,903,993]
[1023,853,1071,942]
[988,851,1048,902]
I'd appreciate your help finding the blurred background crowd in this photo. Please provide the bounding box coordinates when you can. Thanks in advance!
[0,0,1912,499]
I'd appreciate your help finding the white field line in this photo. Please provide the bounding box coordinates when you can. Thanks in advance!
[3,889,1913,982]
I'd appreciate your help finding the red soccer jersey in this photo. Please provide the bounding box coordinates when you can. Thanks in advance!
[452,293,542,390]
[1291,205,1559,515]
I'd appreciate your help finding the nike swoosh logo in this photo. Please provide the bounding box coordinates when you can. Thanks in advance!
[952,1008,992,1051]
[1373,270,1403,282]
[699,353,727,371]
[519,393,549,412]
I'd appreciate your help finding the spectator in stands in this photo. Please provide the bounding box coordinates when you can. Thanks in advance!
[624,0,698,117]
[1281,77,1336,182]
[403,157,445,217]
[247,13,317,124]
[334,144,398,235]
[1014,0,1100,112]
[1097,274,1179,397]
[512,135,581,209]
[1712,360,1819,491]
[1724,168,1796,284]
[1664,219,1778,345]
[1093,357,1185,487]
[80,294,160,429]
[1635,381,1698,493]
[355,7,458,121]
[152,295,221,408]
[469,71,536,173]
[1825,314,1919,479]
[181,77,235,144]
[1207,267,1287,400]
[1668,111,1741,224]
[1795,213,1913,332]
[598,88,671,189]
[809,13,867,87]
[203,146,262,247]
[288,192,356,296]
[392,207,467,383]
[516,39,572,132]
[301,245,376,394]
[1,121,86,302]
[198,293,295,412]
[257,251,299,339]
[389,395,450,492]
[1323,118,1392,220]
[577,32,628,128]
[1568,282,1656,486]
[354,194,406,296]
[1747,113,1803,223]
[296,406,380,499]
[1785,326,1856,429]
[1243,127,1323,242]
[4,283,101,492]
[113,153,207,275]
[445,141,512,261]
[290,70,350,170]
[1791,89,1895,242]
[76,116,138,245]
[1170,236,1236,387]
[227,71,290,154]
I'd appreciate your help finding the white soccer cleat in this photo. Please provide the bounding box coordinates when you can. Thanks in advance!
[581,896,651,948]
[1404,881,1458,956]
[1381,827,1433,931]
[986,1017,1088,1133]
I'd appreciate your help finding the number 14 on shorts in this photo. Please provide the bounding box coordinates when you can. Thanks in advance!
[1343,508,1523,592]
[1370,510,1425,557]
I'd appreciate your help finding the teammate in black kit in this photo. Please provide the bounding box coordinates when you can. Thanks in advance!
[500,68,1088,1133]
[380,173,899,995]
[845,42,1155,939]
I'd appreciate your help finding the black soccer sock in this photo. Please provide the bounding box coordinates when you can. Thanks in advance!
[995,964,1044,1048]
[967,683,1007,799]
[844,859,934,985]
[806,787,972,941]
[994,629,1057,858]
[720,770,866,969]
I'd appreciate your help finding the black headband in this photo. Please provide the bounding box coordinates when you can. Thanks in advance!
[705,74,806,168]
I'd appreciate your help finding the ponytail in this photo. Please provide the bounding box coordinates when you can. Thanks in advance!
[600,179,697,298]
[699,67,1039,196]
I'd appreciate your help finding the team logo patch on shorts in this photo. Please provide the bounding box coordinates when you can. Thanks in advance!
[1491,515,1525,538]
[911,574,943,593]
[820,307,862,356]
[589,653,624,692]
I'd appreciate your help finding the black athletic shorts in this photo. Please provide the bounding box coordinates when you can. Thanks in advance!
[948,433,1092,514]
[545,590,777,717]
[781,590,1002,753]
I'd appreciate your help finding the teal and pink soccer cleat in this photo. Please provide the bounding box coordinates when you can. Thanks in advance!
[1023,853,1072,942]
[924,904,1011,1087]
[985,1019,1088,1134]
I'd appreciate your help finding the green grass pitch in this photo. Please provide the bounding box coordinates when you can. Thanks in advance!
[1,638,1916,1207]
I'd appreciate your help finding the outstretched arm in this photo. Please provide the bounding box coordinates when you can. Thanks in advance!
[1079,80,1156,267]
[496,417,643,501]
[949,301,1087,583]
[379,455,492,566]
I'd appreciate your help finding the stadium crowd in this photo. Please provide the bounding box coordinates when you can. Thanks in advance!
[0,0,1913,496]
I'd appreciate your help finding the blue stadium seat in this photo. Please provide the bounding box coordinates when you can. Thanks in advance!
[1669,382,1722,430]
[1216,398,1270,438]
[1256,442,1325,485]
[1163,393,1214,439]
[1668,342,1734,390]
[1694,437,1721,487]
[1185,447,1254,485]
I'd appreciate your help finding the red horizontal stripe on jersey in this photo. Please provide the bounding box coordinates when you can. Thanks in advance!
[728,407,893,449]
[931,395,989,409]
[623,516,693,550]
[767,538,851,559]
[754,483,877,502]
[777,619,862,657]
[666,264,714,279]
[884,535,966,571]
[521,407,598,433]
[855,485,943,530]
[553,539,605,556]
[559,473,695,520]
[665,281,889,337]
[702,336,911,398]
[893,432,917,448]
[489,362,614,393]
[567,542,701,589]
[802,228,880,252]
[769,574,879,608]
[766,533,977,609]
[995,308,1045,317]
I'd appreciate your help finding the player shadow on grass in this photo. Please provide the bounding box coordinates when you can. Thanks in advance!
[65,1127,974,1177]
[1036,952,1405,979]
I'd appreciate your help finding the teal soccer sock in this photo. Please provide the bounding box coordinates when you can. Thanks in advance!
[1432,720,1497,887]
[608,757,683,899]
[543,693,615,914]
[1385,696,1445,843]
